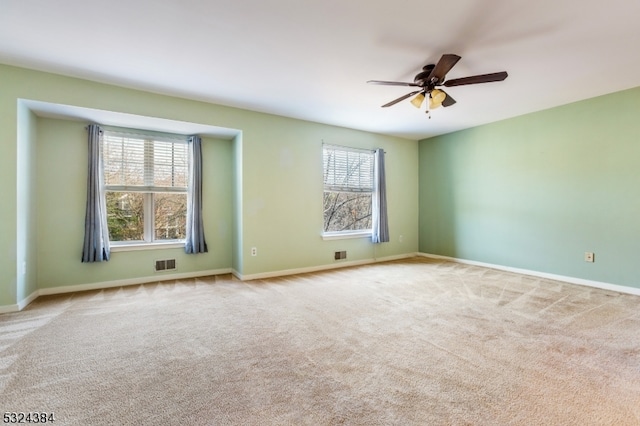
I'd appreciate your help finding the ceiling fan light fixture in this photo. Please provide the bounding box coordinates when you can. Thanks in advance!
[429,89,446,109]
[432,89,446,102]
[410,92,425,108]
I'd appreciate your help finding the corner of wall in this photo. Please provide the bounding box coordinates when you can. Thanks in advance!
[232,132,244,275]
[15,100,38,303]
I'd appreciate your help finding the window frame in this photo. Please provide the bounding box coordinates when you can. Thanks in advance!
[322,144,375,239]
[101,128,189,248]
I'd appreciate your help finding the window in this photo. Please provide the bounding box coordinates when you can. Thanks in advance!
[102,130,188,244]
[322,144,374,235]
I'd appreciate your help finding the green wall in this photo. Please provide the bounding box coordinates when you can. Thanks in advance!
[237,114,419,275]
[0,64,419,310]
[419,87,640,289]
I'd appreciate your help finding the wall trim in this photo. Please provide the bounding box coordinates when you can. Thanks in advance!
[18,290,40,310]
[418,252,640,296]
[233,253,417,281]
[0,268,235,314]
[0,304,19,314]
[37,268,233,297]
[1,290,41,314]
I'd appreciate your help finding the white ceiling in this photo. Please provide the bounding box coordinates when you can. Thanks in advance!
[2,0,640,140]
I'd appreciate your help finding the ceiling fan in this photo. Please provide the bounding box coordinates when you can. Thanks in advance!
[367,54,508,114]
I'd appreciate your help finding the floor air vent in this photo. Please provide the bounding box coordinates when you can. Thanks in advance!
[155,259,176,272]
[334,251,347,260]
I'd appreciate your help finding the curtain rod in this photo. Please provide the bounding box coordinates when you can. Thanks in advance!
[85,124,191,142]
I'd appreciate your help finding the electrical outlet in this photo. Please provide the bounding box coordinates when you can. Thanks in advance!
[399,235,403,243]
[251,247,257,256]
[584,252,595,263]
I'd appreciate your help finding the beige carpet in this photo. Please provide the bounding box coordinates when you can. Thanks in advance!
[1,257,639,425]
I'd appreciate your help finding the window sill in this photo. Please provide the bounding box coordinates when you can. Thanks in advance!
[110,241,185,252]
[321,231,372,241]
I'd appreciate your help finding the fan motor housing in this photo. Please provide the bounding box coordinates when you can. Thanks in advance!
[414,64,436,85]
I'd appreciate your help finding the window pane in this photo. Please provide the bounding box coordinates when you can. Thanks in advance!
[152,141,188,188]
[106,192,144,241]
[323,191,372,232]
[103,135,145,186]
[323,147,374,192]
[154,193,187,240]
[102,133,188,189]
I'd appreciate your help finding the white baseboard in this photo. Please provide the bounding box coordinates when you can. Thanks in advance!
[0,268,235,313]
[37,268,233,297]
[234,253,417,281]
[18,290,40,310]
[418,252,640,296]
[0,290,41,314]
[0,304,19,314]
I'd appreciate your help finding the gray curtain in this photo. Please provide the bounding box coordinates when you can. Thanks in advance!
[81,124,110,262]
[185,135,208,254]
[372,148,389,243]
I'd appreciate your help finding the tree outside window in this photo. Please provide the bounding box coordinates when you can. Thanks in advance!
[323,145,374,233]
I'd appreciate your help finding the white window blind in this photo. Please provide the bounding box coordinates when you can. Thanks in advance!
[323,144,374,193]
[102,131,188,193]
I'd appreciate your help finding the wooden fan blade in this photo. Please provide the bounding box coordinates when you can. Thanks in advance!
[441,91,456,107]
[381,90,421,108]
[427,54,461,83]
[444,71,508,87]
[368,80,421,87]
